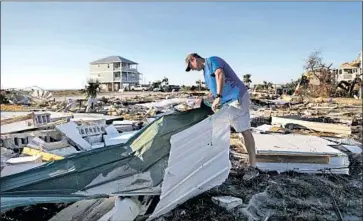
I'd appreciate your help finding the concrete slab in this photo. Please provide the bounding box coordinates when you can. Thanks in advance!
[56,122,91,150]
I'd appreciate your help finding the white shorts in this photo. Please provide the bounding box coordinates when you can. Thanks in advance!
[224,92,251,132]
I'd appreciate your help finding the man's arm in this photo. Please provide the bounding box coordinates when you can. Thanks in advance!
[215,68,225,96]
[211,68,225,112]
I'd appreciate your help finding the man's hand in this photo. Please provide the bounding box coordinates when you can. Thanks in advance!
[212,68,224,112]
[212,97,221,112]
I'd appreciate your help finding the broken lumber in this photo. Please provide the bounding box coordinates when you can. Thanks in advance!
[271,116,351,135]
[253,133,350,174]
[22,147,64,161]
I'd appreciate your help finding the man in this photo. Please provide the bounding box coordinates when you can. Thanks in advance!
[185,53,259,180]
[86,96,97,113]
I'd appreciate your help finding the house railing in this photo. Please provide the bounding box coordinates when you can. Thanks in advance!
[121,78,139,83]
[113,67,138,72]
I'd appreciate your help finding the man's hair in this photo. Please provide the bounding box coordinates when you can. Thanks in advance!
[185,53,203,63]
[190,53,203,59]
[185,53,203,72]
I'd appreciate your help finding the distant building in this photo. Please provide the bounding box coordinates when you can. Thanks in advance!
[336,50,362,83]
[89,56,142,92]
[302,50,362,86]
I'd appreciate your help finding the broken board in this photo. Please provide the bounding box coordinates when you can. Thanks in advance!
[253,133,349,174]
[271,116,352,135]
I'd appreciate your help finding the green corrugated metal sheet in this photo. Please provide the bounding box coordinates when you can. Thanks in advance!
[0,106,213,212]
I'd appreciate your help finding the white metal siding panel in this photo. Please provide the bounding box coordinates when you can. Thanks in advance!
[148,108,231,220]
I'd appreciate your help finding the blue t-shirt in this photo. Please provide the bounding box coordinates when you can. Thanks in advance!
[203,56,248,104]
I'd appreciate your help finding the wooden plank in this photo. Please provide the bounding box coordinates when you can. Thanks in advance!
[22,147,64,161]
[0,113,34,125]
[271,116,351,135]
[256,155,330,164]
[257,153,331,157]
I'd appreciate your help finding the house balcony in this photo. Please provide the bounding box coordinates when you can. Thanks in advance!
[113,67,138,72]
[121,77,139,83]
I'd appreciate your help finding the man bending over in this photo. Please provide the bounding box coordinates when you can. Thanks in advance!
[185,53,260,179]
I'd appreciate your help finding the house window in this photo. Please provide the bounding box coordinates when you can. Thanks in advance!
[98,74,101,77]
[114,73,120,78]
[107,64,110,68]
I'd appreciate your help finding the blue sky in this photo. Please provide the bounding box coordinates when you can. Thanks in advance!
[2,2,362,89]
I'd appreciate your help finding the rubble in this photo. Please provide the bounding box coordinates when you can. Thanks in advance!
[1,91,362,221]
[1,87,54,106]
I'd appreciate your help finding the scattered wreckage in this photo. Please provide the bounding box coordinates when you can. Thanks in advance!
[1,97,231,220]
[1,92,362,221]
[1,87,54,106]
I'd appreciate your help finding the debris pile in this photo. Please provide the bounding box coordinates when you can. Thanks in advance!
[1,91,362,221]
[1,87,54,106]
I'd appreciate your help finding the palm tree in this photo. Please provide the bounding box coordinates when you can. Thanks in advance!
[243,74,252,88]
[263,81,268,90]
[267,82,274,89]
[162,77,169,86]
[84,79,100,98]
[84,79,101,113]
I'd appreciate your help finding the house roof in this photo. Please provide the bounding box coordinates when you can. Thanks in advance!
[90,56,138,65]
[339,51,362,68]
[340,61,360,68]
